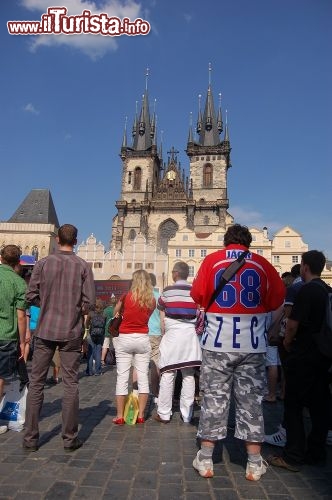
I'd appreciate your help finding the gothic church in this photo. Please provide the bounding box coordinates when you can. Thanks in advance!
[111,72,234,256]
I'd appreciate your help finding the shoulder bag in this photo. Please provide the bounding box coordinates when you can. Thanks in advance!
[205,250,249,312]
[108,295,126,338]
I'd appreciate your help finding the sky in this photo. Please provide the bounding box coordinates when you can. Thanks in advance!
[1,0,331,258]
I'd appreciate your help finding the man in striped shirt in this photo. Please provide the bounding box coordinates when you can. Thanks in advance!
[155,261,202,424]
[23,224,95,452]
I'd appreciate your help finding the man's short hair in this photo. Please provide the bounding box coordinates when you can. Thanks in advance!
[224,224,252,248]
[301,250,326,276]
[149,273,157,287]
[290,264,301,278]
[173,261,189,280]
[0,245,21,267]
[57,224,78,246]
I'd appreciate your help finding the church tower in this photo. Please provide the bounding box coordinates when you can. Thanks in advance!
[111,67,232,256]
[112,71,162,251]
[186,64,231,231]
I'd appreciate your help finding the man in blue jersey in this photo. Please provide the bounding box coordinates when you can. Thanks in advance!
[191,224,285,481]
[155,261,202,424]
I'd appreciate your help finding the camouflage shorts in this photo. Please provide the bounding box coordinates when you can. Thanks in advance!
[197,350,266,443]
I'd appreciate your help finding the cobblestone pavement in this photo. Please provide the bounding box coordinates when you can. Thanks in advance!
[0,361,331,499]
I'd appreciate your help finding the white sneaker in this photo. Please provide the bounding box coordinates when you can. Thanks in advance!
[192,451,214,478]
[327,430,332,446]
[246,458,268,481]
[0,425,8,435]
[264,425,286,447]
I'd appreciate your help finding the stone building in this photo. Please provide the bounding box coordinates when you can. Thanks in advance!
[76,74,331,287]
[0,189,59,258]
[1,77,331,287]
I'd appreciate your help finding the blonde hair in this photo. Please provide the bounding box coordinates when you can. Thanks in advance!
[130,269,154,309]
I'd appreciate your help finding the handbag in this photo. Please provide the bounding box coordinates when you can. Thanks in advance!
[205,250,249,312]
[267,309,284,347]
[108,295,126,337]
[0,375,28,432]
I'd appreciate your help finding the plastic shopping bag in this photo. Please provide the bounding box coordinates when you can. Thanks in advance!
[0,376,28,432]
[123,391,139,425]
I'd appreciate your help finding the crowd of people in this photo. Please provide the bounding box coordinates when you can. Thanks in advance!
[0,223,331,482]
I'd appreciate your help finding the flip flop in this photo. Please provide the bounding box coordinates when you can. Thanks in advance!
[267,455,300,472]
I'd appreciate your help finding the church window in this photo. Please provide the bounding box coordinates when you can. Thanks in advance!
[128,172,132,184]
[145,263,154,269]
[199,198,205,204]
[189,249,195,257]
[201,249,207,257]
[273,255,280,264]
[128,229,136,240]
[203,163,213,187]
[257,249,263,256]
[183,234,188,241]
[135,262,143,269]
[127,263,132,269]
[188,266,195,278]
[203,216,209,225]
[158,219,179,254]
[292,256,299,263]
[176,249,181,257]
[31,246,39,260]
[94,262,102,269]
[285,240,291,248]
[251,235,256,242]
[133,167,142,190]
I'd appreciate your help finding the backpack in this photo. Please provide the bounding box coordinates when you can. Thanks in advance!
[312,281,332,358]
[90,313,106,344]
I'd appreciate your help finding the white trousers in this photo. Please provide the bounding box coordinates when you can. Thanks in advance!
[157,368,195,422]
[114,334,151,395]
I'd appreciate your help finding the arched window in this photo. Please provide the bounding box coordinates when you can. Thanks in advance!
[133,167,142,190]
[31,246,39,261]
[203,163,213,187]
[128,229,136,240]
[157,219,179,254]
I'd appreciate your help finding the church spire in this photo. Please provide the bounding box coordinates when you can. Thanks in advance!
[188,112,194,143]
[224,109,230,142]
[122,116,128,148]
[131,68,153,151]
[196,63,222,146]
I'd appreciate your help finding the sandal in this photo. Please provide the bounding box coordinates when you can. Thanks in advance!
[112,417,125,425]
[136,417,145,424]
[267,455,300,472]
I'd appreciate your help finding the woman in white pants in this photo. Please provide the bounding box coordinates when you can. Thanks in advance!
[113,270,155,424]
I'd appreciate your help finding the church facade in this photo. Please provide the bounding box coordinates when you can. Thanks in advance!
[1,76,331,287]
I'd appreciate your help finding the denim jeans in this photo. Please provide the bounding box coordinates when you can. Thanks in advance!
[87,337,103,375]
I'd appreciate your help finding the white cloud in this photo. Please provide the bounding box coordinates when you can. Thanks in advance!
[21,0,146,60]
[23,102,40,114]
[230,205,283,235]
[184,13,192,23]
